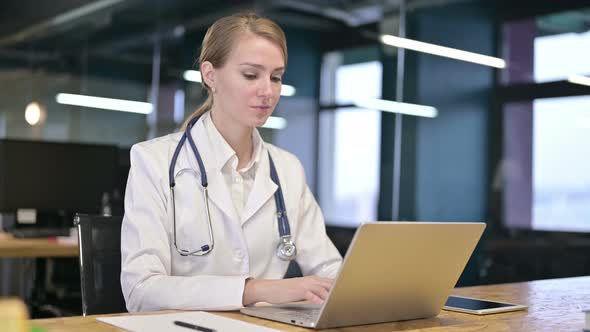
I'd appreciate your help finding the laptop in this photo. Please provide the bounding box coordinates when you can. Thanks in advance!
[240,222,486,329]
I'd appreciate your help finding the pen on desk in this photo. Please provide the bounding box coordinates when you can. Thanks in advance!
[173,320,217,332]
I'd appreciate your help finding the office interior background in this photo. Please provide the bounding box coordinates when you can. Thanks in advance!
[1,0,590,318]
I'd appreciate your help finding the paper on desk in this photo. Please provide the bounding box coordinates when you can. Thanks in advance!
[97,311,281,332]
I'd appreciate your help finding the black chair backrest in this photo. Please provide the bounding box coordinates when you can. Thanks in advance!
[75,213,127,316]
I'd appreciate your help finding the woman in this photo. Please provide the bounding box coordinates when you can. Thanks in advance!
[120,12,342,312]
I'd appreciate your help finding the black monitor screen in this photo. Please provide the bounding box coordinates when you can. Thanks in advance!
[0,139,118,214]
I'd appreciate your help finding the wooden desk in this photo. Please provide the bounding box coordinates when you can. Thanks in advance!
[31,276,589,331]
[0,233,78,258]
[0,233,79,316]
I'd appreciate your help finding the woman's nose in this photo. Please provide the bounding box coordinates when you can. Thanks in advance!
[257,79,273,97]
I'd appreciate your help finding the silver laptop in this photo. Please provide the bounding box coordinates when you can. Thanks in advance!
[241,222,486,329]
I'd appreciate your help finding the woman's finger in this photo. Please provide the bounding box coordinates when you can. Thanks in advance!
[317,280,334,290]
[304,290,324,304]
[310,284,330,300]
[309,276,334,289]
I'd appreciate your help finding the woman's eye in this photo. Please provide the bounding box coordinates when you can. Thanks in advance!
[271,76,282,82]
[243,73,257,80]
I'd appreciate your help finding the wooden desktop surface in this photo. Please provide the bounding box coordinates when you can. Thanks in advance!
[31,276,589,331]
[0,233,78,258]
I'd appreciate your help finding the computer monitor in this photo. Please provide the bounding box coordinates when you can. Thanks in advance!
[0,139,119,226]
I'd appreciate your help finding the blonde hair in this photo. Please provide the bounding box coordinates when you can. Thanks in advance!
[180,12,287,130]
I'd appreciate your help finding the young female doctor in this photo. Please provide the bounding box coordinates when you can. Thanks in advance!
[120,12,342,312]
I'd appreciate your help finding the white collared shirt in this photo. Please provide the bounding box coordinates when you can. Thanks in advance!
[202,113,263,221]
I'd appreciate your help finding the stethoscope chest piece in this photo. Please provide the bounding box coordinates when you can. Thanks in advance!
[277,235,297,261]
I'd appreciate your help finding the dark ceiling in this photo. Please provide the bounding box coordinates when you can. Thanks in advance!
[0,0,387,55]
[0,0,392,80]
[0,0,588,83]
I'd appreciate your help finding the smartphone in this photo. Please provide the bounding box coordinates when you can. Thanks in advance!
[443,295,528,315]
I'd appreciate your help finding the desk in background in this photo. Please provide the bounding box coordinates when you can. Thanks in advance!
[0,233,78,258]
[31,276,589,331]
[0,232,79,317]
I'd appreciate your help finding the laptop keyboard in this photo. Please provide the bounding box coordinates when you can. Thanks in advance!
[279,308,321,322]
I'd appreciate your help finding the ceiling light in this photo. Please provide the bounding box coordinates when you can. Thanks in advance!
[568,74,590,87]
[183,70,202,83]
[263,116,287,129]
[25,102,43,126]
[173,25,185,38]
[281,84,296,96]
[56,93,153,114]
[380,34,506,69]
[354,98,438,118]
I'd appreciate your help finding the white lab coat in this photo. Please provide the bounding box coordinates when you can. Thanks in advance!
[120,115,342,312]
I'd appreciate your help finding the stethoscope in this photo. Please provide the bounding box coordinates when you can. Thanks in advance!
[168,112,297,261]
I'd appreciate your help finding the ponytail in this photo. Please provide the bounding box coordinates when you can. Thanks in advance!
[180,94,212,131]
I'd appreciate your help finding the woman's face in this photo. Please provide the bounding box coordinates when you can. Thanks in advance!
[206,32,285,128]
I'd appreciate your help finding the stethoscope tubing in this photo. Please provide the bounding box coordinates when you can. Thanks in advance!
[168,112,295,260]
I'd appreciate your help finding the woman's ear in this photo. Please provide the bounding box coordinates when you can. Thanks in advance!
[200,61,215,88]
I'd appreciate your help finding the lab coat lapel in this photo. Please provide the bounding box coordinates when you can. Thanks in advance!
[205,170,238,221]
[242,149,278,225]
[175,119,238,222]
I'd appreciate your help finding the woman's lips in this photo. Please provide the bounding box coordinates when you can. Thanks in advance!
[252,105,271,112]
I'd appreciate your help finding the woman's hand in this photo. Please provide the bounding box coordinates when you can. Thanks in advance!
[243,276,334,306]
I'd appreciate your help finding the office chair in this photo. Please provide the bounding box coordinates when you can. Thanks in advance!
[75,214,127,316]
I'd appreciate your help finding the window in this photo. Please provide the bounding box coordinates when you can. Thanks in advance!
[532,96,590,231]
[502,96,590,232]
[499,7,590,233]
[502,8,590,84]
[534,31,590,82]
[319,58,382,227]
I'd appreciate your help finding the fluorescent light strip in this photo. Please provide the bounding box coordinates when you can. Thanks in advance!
[354,98,438,118]
[281,84,296,96]
[262,116,287,129]
[173,89,185,124]
[183,70,202,83]
[183,70,296,96]
[380,34,506,69]
[568,74,590,87]
[56,93,153,114]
